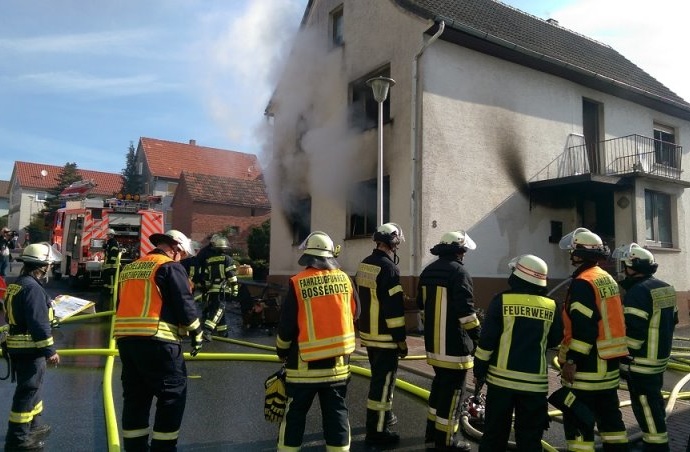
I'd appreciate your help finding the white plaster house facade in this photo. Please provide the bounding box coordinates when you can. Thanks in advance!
[266,0,690,319]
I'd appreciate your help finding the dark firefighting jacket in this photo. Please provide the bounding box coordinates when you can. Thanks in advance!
[622,275,678,375]
[102,237,120,270]
[276,267,360,385]
[204,252,238,297]
[558,263,627,390]
[114,250,201,342]
[416,255,481,370]
[474,278,562,393]
[355,249,406,349]
[4,275,56,358]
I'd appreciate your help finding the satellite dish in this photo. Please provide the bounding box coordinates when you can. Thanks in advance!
[40,169,48,177]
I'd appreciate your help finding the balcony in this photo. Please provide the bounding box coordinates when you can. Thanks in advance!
[530,134,689,191]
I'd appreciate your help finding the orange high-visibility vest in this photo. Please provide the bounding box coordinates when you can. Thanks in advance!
[114,253,178,341]
[290,267,356,361]
[560,266,627,361]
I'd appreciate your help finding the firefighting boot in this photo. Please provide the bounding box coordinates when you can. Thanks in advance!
[30,424,51,441]
[365,429,400,447]
[4,438,45,451]
[434,438,472,451]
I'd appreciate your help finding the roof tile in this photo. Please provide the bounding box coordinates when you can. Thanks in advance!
[179,172,270,209]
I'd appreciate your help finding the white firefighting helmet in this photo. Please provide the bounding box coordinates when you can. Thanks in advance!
[299,231,341,258]
[612,243,658,274]
[17,242,63,266]
[373,223,404,248]
[559,227,608,260]
[430,230,477,257]
[508,254,548,287]
[150,230,196,256]
[106,228,116,236]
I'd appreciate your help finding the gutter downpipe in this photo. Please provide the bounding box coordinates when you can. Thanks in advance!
[411,21,445,277]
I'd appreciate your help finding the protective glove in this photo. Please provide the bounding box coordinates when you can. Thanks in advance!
[190,329,203,357]
[397,341,408,359]
[264,368,287,423]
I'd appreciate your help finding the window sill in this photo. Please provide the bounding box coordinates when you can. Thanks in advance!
[645,244,680,253]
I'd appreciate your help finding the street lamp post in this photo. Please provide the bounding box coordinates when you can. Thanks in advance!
[366,76,395,227]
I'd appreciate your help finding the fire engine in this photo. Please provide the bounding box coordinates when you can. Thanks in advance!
[51,189,164,288]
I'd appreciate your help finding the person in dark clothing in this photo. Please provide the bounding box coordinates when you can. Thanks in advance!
[100,228,120,311]
[417,230,481,451]
[114,230,203,452]
[1,227,17,277]
[355,222,407,447]
[4,242,62,451]
[613,243,677,451]
[275,231,360,451]
[200,236,238,340]
[474,254,562,451]
[555,227,628,451]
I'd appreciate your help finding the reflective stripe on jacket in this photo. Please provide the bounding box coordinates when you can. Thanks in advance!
[4,275,56,357]
[290,268,356,361]
[474,292,559,393]
[114,253,200,342]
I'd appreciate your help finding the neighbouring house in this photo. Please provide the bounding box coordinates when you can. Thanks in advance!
[267,0,690,326]
[171,171,271,252]
[135,137,265,234]
[7,161,123,233]
[0,180,9,221]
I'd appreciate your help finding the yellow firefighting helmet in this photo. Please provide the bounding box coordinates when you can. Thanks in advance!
[508,254,548,287]
[17,242,63,265]
[612,243,658,274]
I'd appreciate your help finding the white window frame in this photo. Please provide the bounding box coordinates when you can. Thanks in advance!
[645,189,673,248]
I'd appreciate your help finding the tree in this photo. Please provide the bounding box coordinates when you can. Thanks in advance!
[41,162,82,226]
[121,141,143,195]
[247,220,270,262]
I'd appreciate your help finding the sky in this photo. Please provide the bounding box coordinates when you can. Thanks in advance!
[1,0,688,183]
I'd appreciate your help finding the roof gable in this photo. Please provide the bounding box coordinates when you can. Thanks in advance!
[11,161,122,195]
[178,171,270,209]
[395,0,689,115]
[139,137,262,180]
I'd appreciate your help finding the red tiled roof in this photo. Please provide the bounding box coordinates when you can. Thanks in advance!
[139,137,262,180]
[179,171,270,209]
[11,161,123,195]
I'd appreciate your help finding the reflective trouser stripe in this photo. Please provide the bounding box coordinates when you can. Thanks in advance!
[123,428,149,438]
[152,430,179,440]
[567,440,595,451]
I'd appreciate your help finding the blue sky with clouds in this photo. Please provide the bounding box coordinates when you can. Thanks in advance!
[1,0,686,182]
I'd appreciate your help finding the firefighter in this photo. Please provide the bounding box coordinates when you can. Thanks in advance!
[417,230,481,451]
[355,222,407,447]
[613,243,677,451]
[275,231,360,451]
[114,229,203,452]
[554,227,628,451]
[3,243,62,451]
[100,228,120,311]
[473,254,563,451]
[201,235,238,340]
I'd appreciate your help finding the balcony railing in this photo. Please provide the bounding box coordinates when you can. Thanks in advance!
[531,134,683,182]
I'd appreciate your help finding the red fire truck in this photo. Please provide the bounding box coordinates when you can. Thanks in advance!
[52,196,164,288]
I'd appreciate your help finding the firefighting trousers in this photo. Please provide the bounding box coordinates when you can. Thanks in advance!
[562,387,627,451]
[366,347,399,433]
[428,366,467,447]
[5,355,46,445]
[278,383,350,451]
[479,384,549,452]
[627,372,669,451]
[118,339,188,452]
[203,293,228,335]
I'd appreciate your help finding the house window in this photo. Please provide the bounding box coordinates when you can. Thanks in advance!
[166,182,177,195]
[291,197,312,245]
[645,190,672,247]
[137,162,143,175]
[34,192,48,202]
[653,123,678,168]
[348,176,389,238]
[350,66,391,130]
[330,6,344,47]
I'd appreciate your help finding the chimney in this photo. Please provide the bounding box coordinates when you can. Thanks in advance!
[189,139,196,146]
[546,18,559,26]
